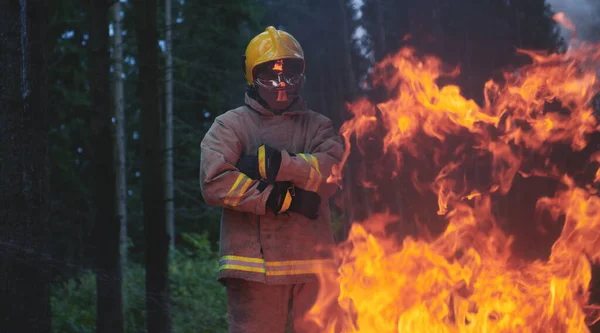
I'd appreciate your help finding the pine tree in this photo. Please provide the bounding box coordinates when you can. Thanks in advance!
[134,0,172,331]
[88,0,124,331]
[0,0,52,330]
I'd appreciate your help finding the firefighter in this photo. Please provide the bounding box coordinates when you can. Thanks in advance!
[199,26,344,333]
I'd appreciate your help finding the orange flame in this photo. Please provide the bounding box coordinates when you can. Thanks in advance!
[315,15,600,333]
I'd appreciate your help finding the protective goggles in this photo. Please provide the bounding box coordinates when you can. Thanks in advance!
[253,59,305,90]
[254,73,304,89]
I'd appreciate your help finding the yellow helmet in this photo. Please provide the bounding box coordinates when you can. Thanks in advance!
[244,26,305,85]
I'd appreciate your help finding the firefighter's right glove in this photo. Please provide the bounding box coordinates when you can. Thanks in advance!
[236,145,282,182]
[267,182,321,220]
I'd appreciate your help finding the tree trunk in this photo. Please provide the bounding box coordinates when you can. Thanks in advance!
[0,0,51,331]
[135,0,172,332]
[165,0,175,249]
[374,0,387,60]
[89,0,124,332]
[338,0,372,238]
[515,5,523,48]
[111,0,128,274]
[337,0,358,103]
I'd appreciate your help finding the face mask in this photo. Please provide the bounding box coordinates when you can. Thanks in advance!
[253,59,305,111]
[255,75,304,111]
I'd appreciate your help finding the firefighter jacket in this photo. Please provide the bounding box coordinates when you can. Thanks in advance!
[200,94,344,285]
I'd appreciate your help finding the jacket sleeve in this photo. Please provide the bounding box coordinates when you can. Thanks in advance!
[200,114,272,215]
[275,116,344,199]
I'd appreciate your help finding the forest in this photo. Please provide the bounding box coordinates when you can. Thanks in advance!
[1,0,600,332]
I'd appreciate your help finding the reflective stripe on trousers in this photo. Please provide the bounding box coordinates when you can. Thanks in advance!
[219,255,333,276]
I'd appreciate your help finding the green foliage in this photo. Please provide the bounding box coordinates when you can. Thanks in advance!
[170,233,228,333]
[330,205,346,243]
[51,233,227,333]
[51,274,97,333]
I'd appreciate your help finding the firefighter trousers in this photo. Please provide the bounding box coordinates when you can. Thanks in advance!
[225,278,321,333]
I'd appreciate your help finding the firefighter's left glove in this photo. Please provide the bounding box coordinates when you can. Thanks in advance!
[236,145,282,182]
[257,144,282,182]
[267,182,320,220]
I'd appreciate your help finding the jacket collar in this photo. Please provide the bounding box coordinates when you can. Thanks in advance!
[244,93,308,116]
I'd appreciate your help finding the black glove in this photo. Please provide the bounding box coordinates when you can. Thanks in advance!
[236,154,260,180]
[258,144,282,182]
[267,182,321,220]
[289,187,321,220]
[237,145,282,182]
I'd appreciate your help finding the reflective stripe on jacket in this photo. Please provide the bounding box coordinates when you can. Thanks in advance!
[199,94,344,284]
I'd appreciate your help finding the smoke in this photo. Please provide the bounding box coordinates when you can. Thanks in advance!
[546,0,600,41]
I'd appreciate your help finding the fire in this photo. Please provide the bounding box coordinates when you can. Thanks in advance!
[317,14,600,333]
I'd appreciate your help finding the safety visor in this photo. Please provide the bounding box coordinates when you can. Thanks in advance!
[253,58,304,90]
